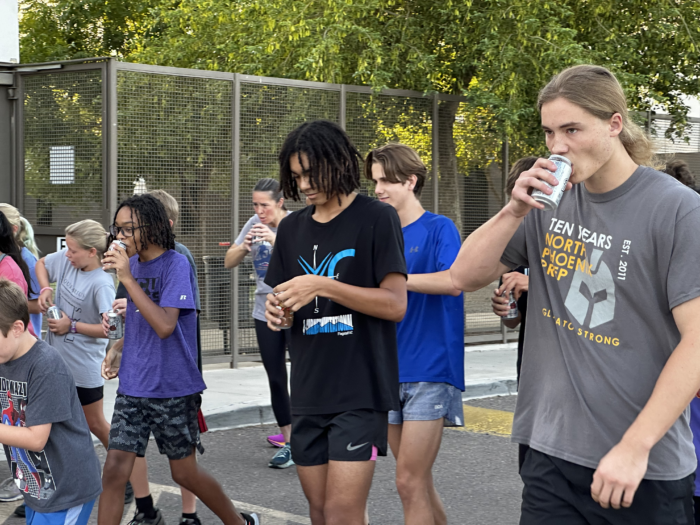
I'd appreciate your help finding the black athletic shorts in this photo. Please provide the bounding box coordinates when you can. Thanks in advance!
[291,409,388,467]
[520,447,694,525]
[109,393,204,460]
[76,386,104,406]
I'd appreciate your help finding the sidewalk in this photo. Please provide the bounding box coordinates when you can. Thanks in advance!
[101,343,518,432]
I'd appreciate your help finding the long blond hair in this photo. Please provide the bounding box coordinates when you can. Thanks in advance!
[0,204,40,259]
[65,220,108,261]
[537,65,655,167]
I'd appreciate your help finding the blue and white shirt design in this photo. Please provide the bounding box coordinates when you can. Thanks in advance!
[298,245,355,335]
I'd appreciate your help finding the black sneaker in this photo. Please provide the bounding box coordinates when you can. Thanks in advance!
[241,512,260,525]
[127,508,165,525]
[125,480,135,505]
[13,504,25,518]
[180,518,201,525]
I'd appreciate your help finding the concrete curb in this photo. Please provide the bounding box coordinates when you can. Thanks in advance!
[201,380,519,433]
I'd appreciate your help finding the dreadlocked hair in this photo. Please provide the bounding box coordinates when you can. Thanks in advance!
[278,120,362,203]
[108,194,175,252]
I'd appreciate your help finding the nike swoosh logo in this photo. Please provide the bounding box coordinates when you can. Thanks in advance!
[346,442,369,451]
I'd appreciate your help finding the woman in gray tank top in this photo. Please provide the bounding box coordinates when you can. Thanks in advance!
[225,178,294,469]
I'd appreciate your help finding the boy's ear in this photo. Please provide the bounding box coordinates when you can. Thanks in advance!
[169,219,174,228]
[12,320,25,337]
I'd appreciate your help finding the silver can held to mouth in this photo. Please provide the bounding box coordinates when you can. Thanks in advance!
[104,240,127,275]
[531,155,572,211]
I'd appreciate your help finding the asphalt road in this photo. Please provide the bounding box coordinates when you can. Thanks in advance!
[0,395,523,525]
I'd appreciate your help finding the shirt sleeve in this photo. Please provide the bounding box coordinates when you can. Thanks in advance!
[95,282,116,316]
[43,249,66,284]
[434,217,462,271]
[667,207,700,310]
[25,368,73,426]
[234,216,257,246]
[373,205,407,284]
[500,218,529,270]
[264,219,288,289]
[158,253,196,310]
[22,251,40,300]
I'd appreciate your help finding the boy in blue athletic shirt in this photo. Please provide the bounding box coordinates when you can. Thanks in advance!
[99,194,257,525]
[366,143,465,525]
[0,278,102,525]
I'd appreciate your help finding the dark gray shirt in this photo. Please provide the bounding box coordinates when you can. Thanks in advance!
[0,340,102,512]
[502,166,700,480]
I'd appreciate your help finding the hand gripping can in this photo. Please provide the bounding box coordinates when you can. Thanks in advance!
[503,292,519,320]
[106,309,124,340]
[104,240,127,275]
[46,306,61,320]
[273,293,294,330]
[531,155,572,211]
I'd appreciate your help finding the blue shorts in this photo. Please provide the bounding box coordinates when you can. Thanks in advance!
[388,382,464,427]
[25,499,96,525]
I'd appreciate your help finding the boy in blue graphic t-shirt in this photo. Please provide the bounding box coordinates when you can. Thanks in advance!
[99,194,258,525]
[366,143,465,524]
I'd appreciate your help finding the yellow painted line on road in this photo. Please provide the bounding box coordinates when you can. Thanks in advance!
[449,404,513,437]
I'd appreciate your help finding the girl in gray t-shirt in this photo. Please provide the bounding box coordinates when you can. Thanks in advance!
[224,178,294,468]
[35,220,116,451]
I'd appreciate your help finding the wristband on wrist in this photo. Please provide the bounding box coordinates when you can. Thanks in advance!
[70,319,77,334]
[39,287,53,295]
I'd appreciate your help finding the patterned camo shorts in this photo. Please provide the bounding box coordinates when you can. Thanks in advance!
[109,393,204,460]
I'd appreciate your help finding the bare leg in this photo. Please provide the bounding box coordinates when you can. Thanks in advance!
[170,450,244,525]
[280,424,292,444]
[324,460,376,525]
[130,457,151,498]
[98,450,136,525]
[392,420,445,525]
[297,465,329,525]
[180,487,197,514]
[82,399,111,448]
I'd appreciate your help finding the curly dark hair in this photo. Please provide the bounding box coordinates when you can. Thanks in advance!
[109,194,175,252]
[278,120,362,202]
[664,159,695,188]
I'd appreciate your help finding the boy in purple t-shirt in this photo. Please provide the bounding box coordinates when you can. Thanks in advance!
[99,194,258,525]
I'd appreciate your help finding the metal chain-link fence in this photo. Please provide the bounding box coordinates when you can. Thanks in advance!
[16,59,700,365]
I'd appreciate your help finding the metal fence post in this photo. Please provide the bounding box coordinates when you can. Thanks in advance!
[432,94,439,214]
[500,136,509,344]
[230,74,241,369]
[339,84,346,130]
[105,59,118,226]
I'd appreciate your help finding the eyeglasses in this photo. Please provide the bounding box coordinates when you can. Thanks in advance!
[109,224,148,237]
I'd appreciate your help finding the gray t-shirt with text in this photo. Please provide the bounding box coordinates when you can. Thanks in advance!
[501,166,700,480]
[45,249,116,388]
[235,213,290,322]
[0,340,102,512]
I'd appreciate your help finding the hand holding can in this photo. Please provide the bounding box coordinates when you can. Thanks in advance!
[531,155,572,211]
[274,292,294,330]
[104,240,127,275]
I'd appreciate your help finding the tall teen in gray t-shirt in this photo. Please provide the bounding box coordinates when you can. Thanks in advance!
[502,166,700,480]
[452,65,700,520]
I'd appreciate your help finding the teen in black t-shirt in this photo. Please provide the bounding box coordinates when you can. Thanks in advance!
[264,120,407,524]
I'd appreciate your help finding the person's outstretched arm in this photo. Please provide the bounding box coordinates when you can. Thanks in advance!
[451,157,565,292]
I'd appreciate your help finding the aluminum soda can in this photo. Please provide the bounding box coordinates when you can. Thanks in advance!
[503,291,519,320]
[46,306,61,320]
[104,240,127,275]
[273,293,293,330]
[106,309,124,340]
[531,155,572,211]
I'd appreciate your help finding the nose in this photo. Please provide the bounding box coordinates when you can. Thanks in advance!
[297,176,311,193]
[548,132,569,156]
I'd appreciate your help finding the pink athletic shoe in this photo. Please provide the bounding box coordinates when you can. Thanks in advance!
[267,433,285,448]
